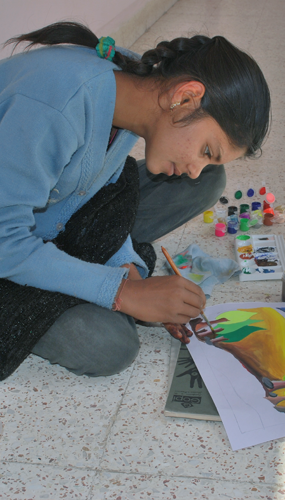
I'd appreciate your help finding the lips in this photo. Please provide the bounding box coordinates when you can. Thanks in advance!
[169,162,181,176]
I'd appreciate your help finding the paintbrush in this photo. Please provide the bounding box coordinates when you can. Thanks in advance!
[161,246,216,334]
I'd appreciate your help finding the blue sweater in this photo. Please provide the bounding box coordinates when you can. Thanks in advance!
[0,45,148,309]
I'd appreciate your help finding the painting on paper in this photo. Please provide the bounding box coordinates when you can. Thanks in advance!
[186,302,285,450]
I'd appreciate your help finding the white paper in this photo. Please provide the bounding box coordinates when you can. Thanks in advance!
[187,302,285,451]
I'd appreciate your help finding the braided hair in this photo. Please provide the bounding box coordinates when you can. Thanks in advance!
[5,21,270,158]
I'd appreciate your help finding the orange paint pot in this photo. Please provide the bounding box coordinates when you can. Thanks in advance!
[263,208,275,215]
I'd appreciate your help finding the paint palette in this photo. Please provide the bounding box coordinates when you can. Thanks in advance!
[234,234,285,281]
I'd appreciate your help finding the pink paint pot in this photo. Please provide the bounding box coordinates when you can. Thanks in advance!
[215,222,226,237]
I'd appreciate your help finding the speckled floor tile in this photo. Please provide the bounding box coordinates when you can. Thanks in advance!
[90,471,285,500]
[0,462,94,499]
[136,324,171,365]
[0,356,134,468]
[101,362,285,484]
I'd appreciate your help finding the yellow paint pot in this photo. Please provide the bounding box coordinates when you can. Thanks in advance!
[204,210,214,223]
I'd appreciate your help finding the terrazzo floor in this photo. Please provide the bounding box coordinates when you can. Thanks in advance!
[1,0,285,498]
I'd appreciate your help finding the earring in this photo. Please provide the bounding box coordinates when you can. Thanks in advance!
[170,102,181,110]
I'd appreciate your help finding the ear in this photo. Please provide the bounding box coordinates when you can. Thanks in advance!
[171,81,205,110]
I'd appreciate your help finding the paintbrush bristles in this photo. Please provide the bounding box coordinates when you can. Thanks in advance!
[201,313,216,334]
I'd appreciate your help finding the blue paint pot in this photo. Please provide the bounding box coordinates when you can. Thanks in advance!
[227,220,238,234]
[247,188,255,197]
[252,201,261,211]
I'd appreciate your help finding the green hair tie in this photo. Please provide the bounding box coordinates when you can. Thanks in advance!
[96,36,116,61]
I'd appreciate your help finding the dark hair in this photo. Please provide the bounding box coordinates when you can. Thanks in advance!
[5,21,271,158]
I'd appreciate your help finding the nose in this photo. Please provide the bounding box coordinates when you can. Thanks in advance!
[188,160,209,179]
[188,166,203,179]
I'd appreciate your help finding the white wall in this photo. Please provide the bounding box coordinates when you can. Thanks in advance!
[0,0,178,59]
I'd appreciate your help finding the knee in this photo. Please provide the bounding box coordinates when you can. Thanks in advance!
[33,304,140,378]
[87,323,140,377]
[76,308,140,377]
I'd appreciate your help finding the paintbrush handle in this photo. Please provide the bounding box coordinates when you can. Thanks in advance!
[161,246,214,333]
[161,246,182,276]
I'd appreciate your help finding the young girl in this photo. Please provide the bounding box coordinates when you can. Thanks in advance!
[0,22,270,380]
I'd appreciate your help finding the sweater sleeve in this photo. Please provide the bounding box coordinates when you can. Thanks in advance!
[0,94,137,309]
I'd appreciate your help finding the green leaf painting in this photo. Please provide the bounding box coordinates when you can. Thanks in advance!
[215,310,266,343]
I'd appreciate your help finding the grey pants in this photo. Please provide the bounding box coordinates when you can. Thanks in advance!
[32,161,226,376]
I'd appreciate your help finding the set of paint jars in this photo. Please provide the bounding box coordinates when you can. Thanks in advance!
[203,190,278,237]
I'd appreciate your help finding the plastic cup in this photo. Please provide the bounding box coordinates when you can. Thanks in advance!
[239,212,251,219]
[266,192,275,204]
[263,208,274,215]
[215,222,226,237]
[240,219,250,231]
[228,206,238,216]
[240,203,250,214]
[237,234,251,242]
[227,220,238,234]
[263,213,274,226]
[247,188,255,197]
[252,202,261,211]
[203,210,214,223]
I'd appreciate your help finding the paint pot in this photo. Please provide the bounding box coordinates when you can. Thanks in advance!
[236,234,251,242]
[234,190,243,200]
[266,192,275,204]
[263,200,270,210]
[252,201,261,211]
[249,218,258,228]
[240,203,250,214]
[227,220,238,234]
[228,206,238,216]
[240,219,250,231]
[251,210,263,228]
[263,213,274,226]
[219,196,229,205]
[247,188,255,197]
[203,210,214,223]
[215,207,227,224]
[259,183,266,195]
[263,208,275,215]
[215,222,226,237]
[239,212,251,220]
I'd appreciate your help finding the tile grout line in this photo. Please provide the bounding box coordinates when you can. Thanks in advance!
[96,360,138,471]
[79,465,285,490]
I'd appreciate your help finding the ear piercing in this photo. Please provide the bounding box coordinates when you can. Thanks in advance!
[170,102,181,110]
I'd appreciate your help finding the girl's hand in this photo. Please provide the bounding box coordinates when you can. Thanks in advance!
[163,322,193,344]
[117,275,206,324]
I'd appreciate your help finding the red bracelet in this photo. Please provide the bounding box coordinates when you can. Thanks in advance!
[112,278,129,311]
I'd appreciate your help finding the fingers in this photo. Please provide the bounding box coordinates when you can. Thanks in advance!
[118,275,206,325]
[163,323,193,344]
[183,278,206,309]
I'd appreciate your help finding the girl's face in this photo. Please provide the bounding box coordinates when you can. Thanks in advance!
[144,115,245,178]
